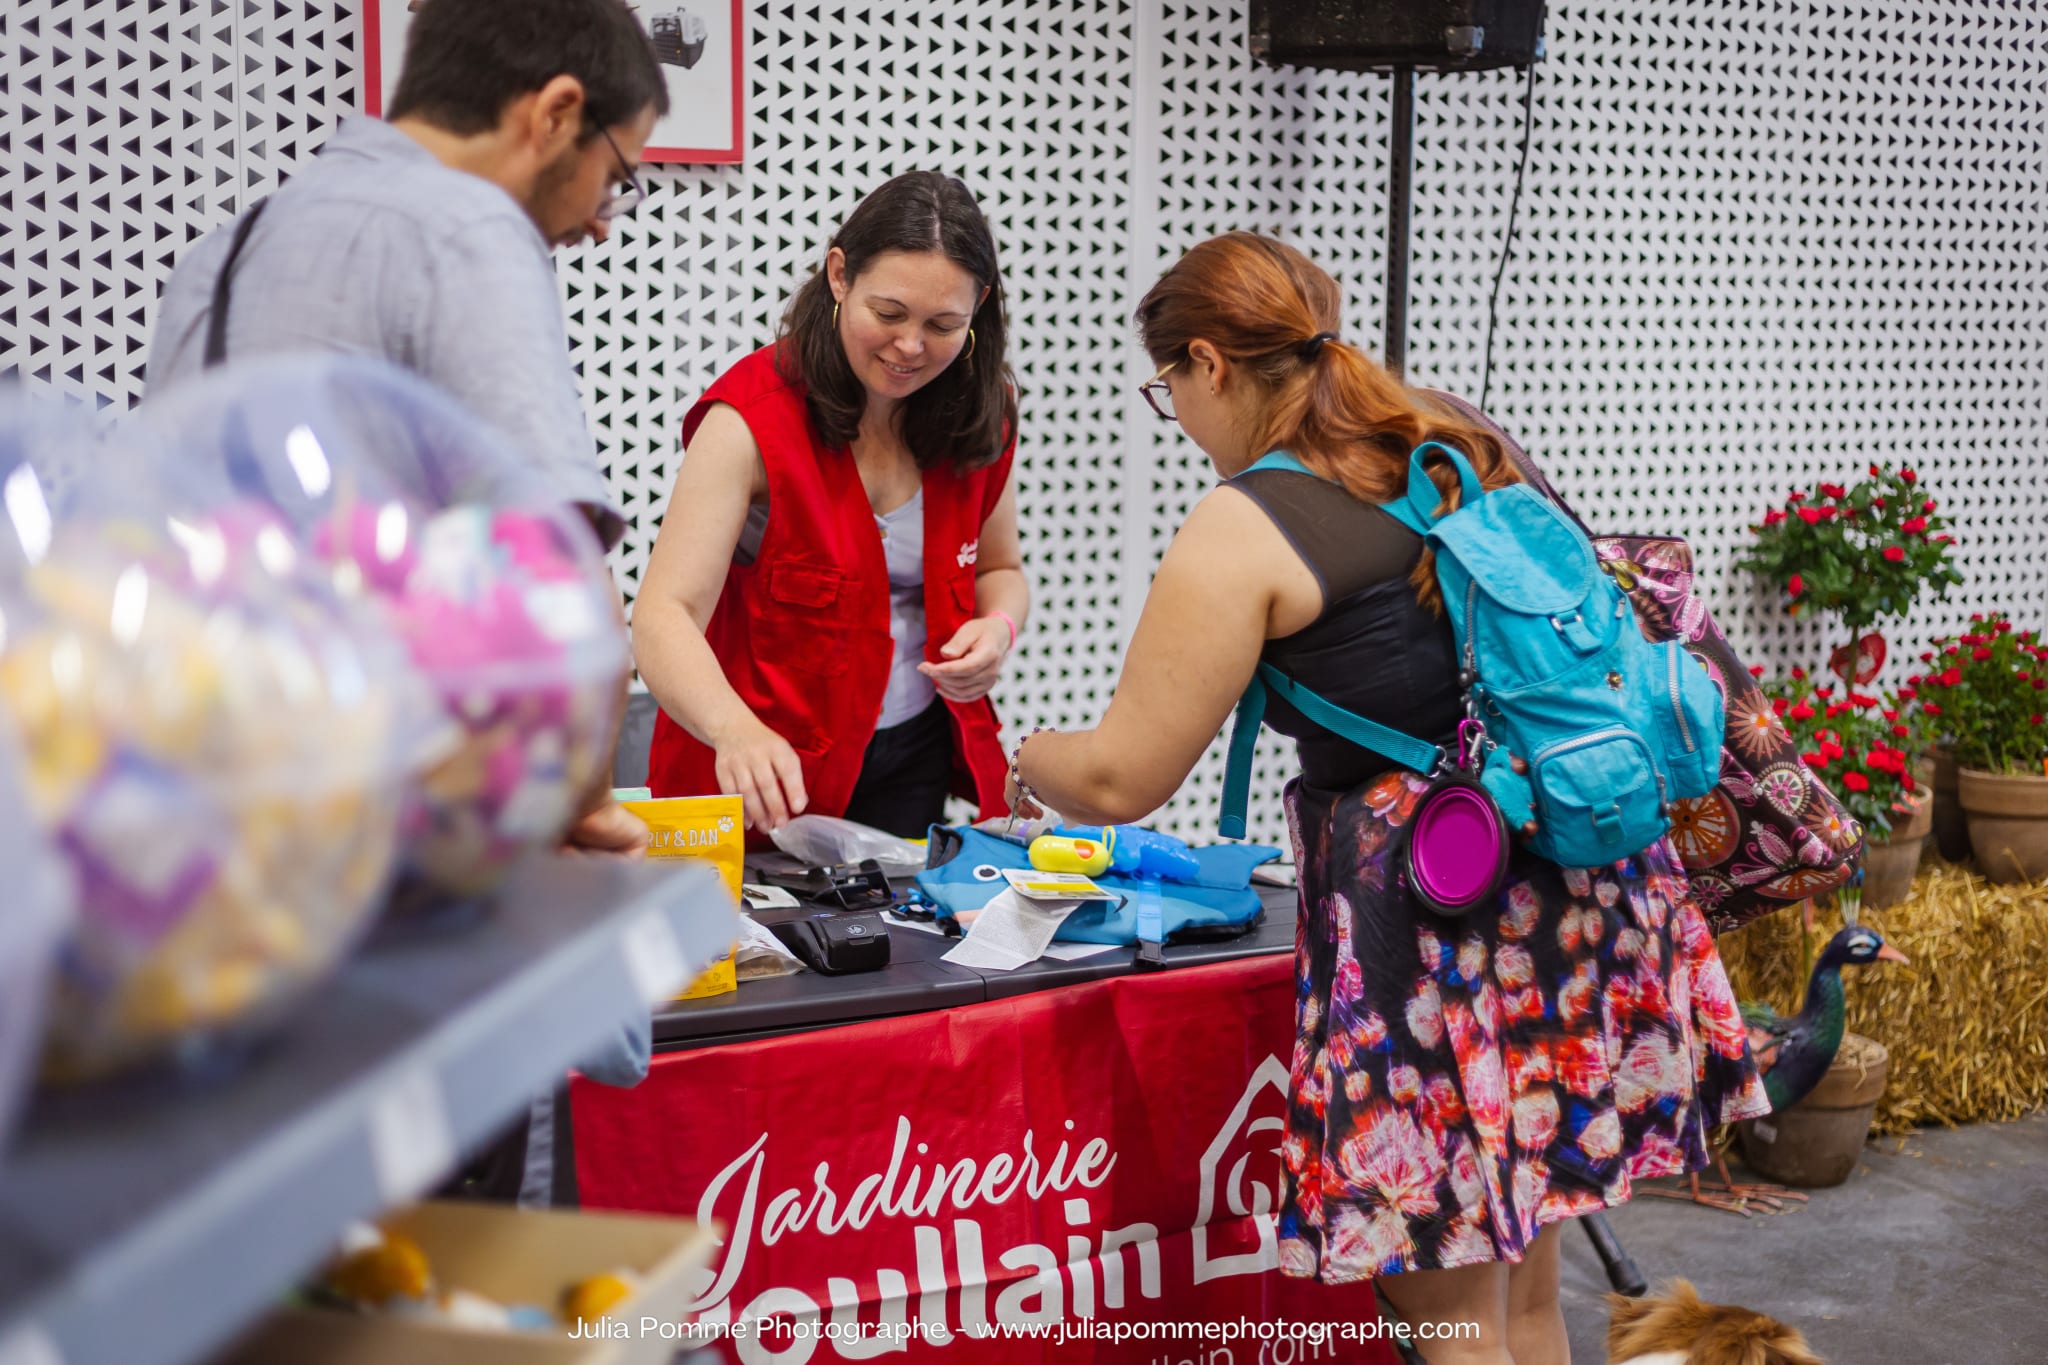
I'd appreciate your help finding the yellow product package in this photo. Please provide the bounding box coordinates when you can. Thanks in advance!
[620,795,743,999]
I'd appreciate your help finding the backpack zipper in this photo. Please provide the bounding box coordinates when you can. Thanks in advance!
[1462,578,1479,674]
[1533,725,1649,766]
[1664,644,1697,753]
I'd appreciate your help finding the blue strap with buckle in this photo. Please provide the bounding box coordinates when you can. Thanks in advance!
[1222,663,1444,838]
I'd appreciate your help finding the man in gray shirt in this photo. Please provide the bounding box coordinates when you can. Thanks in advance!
[148,0,667,855]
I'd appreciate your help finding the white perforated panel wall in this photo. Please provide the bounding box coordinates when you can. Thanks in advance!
[4,0,2045,845]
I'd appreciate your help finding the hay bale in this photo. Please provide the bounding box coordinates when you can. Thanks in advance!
[1715,860,2048,1135]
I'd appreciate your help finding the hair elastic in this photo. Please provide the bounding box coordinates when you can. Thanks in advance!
[1299,331,1340,359]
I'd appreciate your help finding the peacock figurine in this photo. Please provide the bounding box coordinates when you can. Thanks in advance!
[1648,922,1908,1215]
[1741,923,1908,1114]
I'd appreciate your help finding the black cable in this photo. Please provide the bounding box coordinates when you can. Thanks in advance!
[1479,58,1539,414]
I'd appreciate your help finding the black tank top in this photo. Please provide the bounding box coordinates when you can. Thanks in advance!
[1230,465,1463,793]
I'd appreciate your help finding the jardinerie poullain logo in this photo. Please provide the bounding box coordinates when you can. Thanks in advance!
[679,1060,1292,1360]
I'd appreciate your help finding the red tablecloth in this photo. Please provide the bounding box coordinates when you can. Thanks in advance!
[574,956,1400,1364]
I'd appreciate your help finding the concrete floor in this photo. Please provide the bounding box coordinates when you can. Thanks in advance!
[1556,1111,2048,1363]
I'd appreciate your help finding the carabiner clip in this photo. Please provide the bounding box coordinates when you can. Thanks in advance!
[1457,717,1489,773]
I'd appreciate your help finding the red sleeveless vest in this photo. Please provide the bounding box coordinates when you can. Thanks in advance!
[646,345,1012,822]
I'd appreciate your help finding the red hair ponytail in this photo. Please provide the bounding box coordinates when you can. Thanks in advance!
[1136,231,1520,610]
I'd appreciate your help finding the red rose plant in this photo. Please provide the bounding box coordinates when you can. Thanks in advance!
[1737,463,1961,683]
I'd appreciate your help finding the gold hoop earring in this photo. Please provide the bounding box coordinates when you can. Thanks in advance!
[964,328,977,362]
[832,302,840,330]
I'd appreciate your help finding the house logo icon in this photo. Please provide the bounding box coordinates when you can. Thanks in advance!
[1191,1054,1289,1283]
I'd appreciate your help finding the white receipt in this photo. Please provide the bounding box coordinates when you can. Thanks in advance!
[941,888,1081,971]
[885,911,1116,960]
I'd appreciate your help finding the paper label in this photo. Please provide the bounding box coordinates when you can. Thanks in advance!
[1000,869,1117,902]
[368,1068,456,1204]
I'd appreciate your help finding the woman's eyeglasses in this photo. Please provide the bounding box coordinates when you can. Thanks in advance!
[1138,360,1178,421]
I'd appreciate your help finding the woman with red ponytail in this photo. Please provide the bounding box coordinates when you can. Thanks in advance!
[1009,233,1764,1363]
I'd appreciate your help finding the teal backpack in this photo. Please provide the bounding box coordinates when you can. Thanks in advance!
[1221,442,1724,871]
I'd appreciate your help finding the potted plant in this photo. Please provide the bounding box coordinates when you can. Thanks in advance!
[1912,615,2048,883]
[1758,669,1928,909]
[1737,463,1962,684]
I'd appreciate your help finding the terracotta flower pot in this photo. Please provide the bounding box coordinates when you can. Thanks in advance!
[1859,828,1925,911]
[1930,746,1972,862]
[1855,768,1931,910]
[1737,1034,1889,1188]
[1957,767,2048,885]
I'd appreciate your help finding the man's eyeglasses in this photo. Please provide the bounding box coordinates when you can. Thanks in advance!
[597,126,646,222]
[1138,359,1178,421]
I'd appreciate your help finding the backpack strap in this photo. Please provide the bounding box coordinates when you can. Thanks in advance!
[1245,443,1480,538]
[1217,446,1460,837]
[203,198,270,370]
[1220,662,1444,839]
[1396,440,1485,533]
[1239,450,1315,478]
[1426,389,1599,539]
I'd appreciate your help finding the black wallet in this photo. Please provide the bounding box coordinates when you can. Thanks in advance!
[767,911,892,975]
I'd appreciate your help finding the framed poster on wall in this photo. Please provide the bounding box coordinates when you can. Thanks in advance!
[362,0,744,165]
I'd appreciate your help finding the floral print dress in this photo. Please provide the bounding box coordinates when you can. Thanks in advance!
[1277,770,1769,1282]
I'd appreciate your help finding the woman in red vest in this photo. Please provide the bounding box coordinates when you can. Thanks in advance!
[634,173,1025,836]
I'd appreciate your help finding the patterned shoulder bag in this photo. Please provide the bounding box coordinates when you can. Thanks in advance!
[1428,392,1862,934]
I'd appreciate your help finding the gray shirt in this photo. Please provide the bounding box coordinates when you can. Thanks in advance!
[876,487,938,728]
[147,117,622,547]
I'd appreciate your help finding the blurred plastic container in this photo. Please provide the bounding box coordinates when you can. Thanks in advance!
[122,356,630,898]
[0,497,411,1083]
[319,499,626,894]
[0,393,98,586]
[0,719,71,1154]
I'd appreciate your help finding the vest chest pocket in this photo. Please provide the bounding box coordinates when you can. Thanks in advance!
[767,561,845,611]
[753,560,867,677]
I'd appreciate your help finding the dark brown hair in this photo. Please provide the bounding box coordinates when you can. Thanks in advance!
[1135,231,1518,609]
[388,0,669,140]
[775,173,1015,471]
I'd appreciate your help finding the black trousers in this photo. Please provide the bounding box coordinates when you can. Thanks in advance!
[842,700,955,838]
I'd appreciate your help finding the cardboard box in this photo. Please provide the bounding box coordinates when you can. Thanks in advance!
[217,1202,718,1365]
[621,795,743,999]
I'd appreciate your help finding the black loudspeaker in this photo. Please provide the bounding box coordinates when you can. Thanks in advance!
[1249,1,1545,73]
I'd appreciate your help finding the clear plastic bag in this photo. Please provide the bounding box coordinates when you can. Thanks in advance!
[0,718,70,1154]
[769,814,927,871]
[0,453,414,1081]
[122,356,631,897]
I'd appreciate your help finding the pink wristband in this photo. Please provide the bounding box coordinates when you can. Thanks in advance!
[993,609,1018,649]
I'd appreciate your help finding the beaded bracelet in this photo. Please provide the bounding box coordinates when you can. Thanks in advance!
[1009,725,1051,808]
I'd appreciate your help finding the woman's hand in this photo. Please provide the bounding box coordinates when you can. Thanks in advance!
[711,714,810,832]
[920,615,1011,702]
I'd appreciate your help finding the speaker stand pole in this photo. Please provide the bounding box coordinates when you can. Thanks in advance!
[1383,65,1415,378]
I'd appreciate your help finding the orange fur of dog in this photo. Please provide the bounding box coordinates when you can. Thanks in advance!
[1606,1279,1825,1365]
